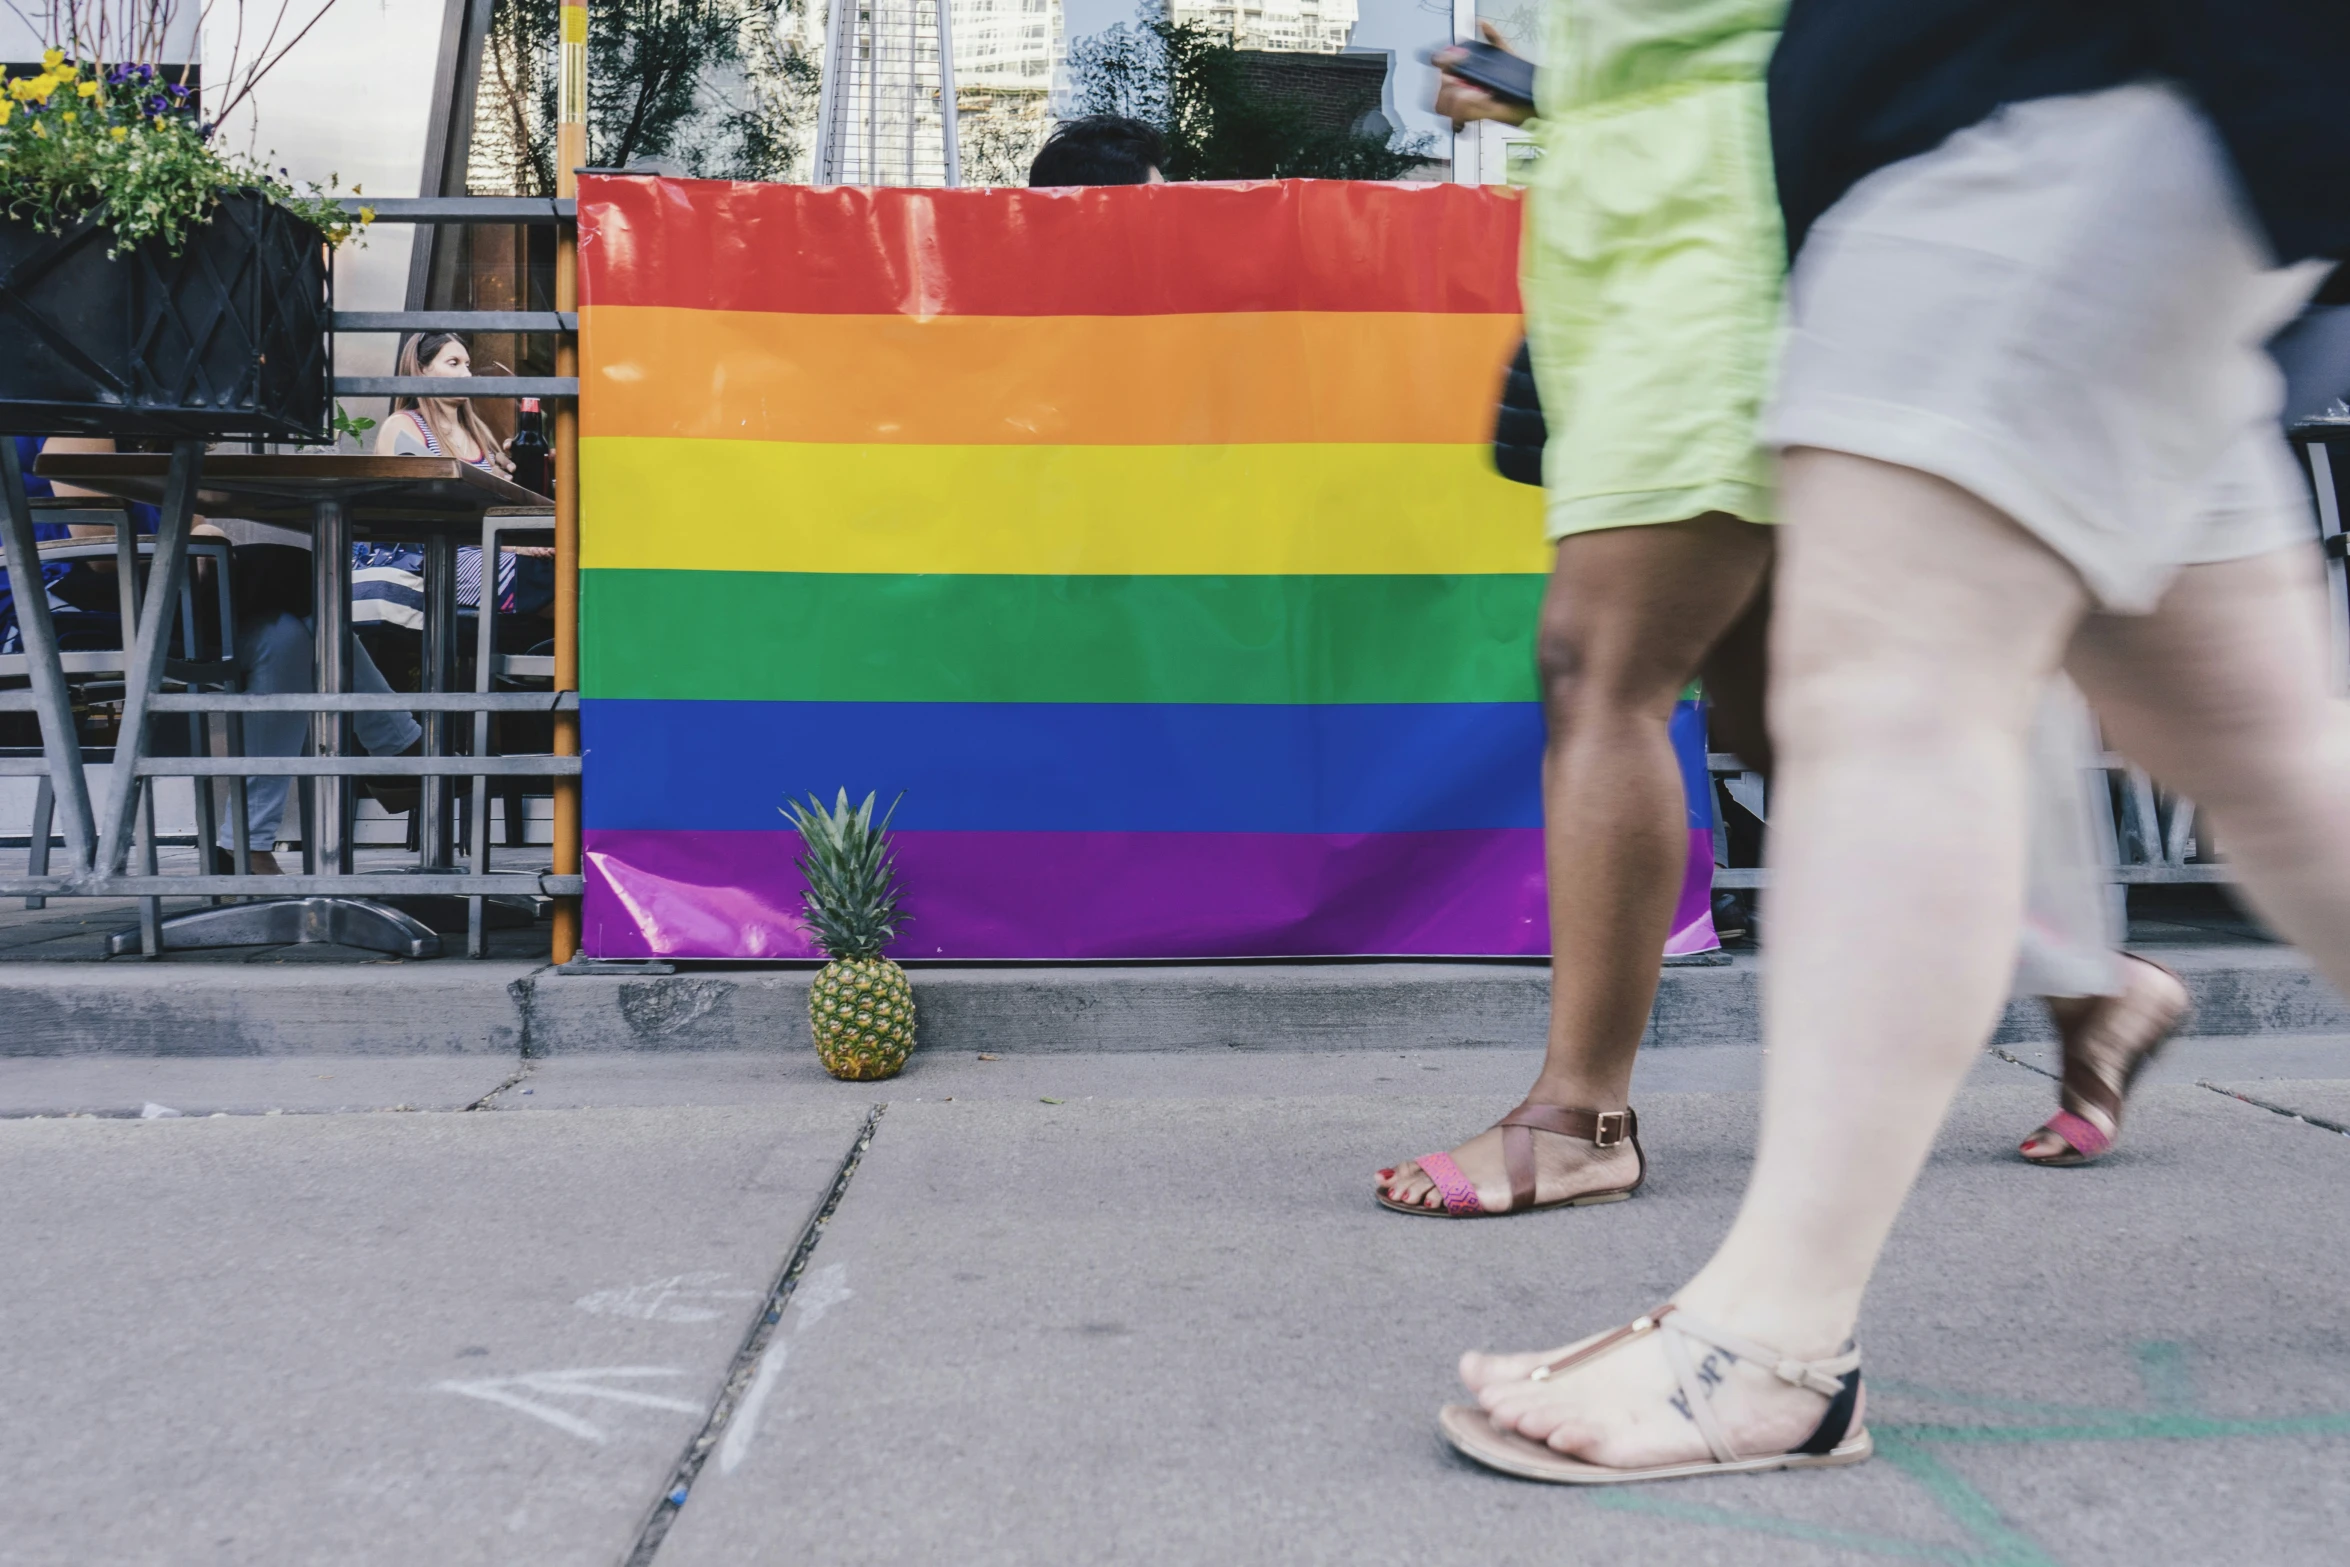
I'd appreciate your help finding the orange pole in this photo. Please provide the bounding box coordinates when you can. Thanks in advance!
[550,4,588,964]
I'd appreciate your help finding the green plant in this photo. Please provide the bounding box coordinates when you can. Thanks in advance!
[331,403,378,440]
[783,789,916,1081]
[1068,13,1432,181]
[0,48,371,253]
[474,0,820,192]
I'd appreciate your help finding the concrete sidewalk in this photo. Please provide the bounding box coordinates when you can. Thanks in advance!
[4,1045,2347,1565]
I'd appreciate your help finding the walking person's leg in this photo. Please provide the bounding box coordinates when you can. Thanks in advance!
[2066,545,2350,999]
[1379,517,1769,1213]
[1440,79,2330,1479]
[1455,468,2350,1474]
[1378,67,1785,1216]
[2013,677,2193,1166]
[1455,452,2089,1467]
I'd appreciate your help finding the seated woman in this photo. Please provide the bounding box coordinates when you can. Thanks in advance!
[371,332,518,474]
[366,329,551,636]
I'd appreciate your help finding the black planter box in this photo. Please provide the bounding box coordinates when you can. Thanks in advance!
[0,190,331,441]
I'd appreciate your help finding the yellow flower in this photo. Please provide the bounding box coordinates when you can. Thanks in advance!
[41,47,63,69]
[358,205,376,223]
[0,101,11,126]
[110,125,126,139]
[57,62,78,81]
[33,121,45,138]
[61,110,75,124]
[77,80,98,98]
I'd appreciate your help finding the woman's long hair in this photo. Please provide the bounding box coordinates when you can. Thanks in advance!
[394,333,516,475]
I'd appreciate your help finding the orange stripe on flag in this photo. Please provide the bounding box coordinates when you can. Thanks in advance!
[581,306,1525,446]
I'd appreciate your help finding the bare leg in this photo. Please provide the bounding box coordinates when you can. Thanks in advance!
[1470,451,2091,1462]
[1381,514,1770,1211]
[2067,545,2350,999]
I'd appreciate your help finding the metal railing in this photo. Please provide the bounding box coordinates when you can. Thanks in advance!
[0,195,586,958]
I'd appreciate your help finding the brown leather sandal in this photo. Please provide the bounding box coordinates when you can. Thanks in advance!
[1377,1102,1644,1217]
[2021,955,2190,1166]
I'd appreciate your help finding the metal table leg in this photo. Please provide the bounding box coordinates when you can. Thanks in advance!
[312,496,352,877]
[115,509,162,947]
[227,705,252,877]
[0,439,96,887]
[24,776,53,909]
[468,512,498,957]
[2306,440,2349,695]
[93,442,198,879]
[179,563,217,896]
[133,775,161,956]
[419,533,456,868]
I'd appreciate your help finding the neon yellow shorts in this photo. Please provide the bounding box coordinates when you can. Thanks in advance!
[1522,77,1784,540]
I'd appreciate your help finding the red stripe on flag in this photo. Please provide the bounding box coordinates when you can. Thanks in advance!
[578,176,1523,317]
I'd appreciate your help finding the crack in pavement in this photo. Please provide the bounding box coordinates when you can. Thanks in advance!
[620,1102,887,1567]
[1989,1047,2058,1081]
[2196,1079,2350,1137]
[463,1059,533,1112]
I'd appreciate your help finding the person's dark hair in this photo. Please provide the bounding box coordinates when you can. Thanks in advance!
[1028,115,1168,187]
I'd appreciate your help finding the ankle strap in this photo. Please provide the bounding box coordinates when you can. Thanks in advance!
[1662,1305,1860,1397]
[1497,1102,1636,1148]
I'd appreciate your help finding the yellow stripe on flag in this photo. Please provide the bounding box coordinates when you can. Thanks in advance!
[581,437,1550,575]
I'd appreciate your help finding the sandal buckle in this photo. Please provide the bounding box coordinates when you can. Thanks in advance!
[1593,1111,1629,1148]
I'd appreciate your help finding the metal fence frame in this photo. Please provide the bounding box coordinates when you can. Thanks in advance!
[0,197,584,956]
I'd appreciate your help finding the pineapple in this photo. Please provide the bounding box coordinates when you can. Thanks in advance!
[784,789,915,1081]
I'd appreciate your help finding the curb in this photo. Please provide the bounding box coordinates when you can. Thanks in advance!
[3,944,2344,1057]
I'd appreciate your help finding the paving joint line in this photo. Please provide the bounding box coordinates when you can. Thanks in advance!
[2195,1079,2350,1136]
[620,1101,887,1567]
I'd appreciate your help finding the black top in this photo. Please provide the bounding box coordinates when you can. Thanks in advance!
[1769,0,2350,265]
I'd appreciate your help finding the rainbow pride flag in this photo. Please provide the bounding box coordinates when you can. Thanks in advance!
[576,176,1718,960]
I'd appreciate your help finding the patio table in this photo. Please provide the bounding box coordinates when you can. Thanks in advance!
[5,451,578,956]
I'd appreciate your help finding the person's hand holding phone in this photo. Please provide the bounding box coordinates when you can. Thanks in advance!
[1433,23,1534,130]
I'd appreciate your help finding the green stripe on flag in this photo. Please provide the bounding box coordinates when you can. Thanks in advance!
[582,569,1546,705]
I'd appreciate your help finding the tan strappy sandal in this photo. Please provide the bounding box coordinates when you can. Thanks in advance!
[1377,1102,1643,1217]
[1439,1303,1871,1484]
[2022,954,2190,1166]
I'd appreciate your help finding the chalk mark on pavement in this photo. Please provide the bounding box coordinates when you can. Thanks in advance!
[437,1367,704,1444]
[1587,1341,2350,1566]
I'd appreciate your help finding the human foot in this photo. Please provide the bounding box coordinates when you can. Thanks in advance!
[1447,1305,1866,1479]
[1377,1102,1642,1216]
[2021,954,2189,1165]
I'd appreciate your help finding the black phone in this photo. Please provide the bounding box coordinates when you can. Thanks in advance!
[1418,40,1536,108]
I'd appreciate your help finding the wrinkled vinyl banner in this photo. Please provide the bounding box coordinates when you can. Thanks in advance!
[576,176,1719,960]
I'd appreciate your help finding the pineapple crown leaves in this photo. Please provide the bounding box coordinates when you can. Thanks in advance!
[781,788,909,961]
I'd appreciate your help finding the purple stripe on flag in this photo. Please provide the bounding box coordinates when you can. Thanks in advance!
[1665,827,1722,958]
[583,827,1716,961]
